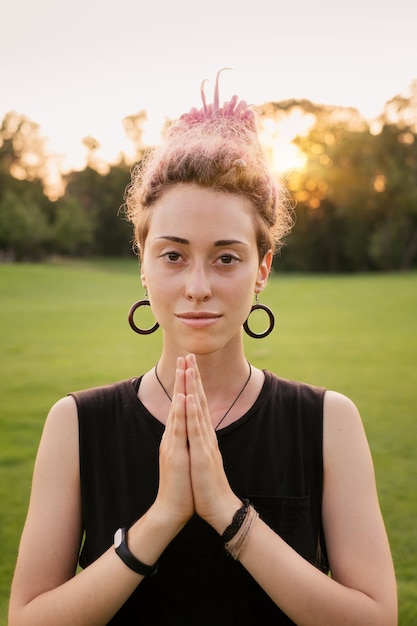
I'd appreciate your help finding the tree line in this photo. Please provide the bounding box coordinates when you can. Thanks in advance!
[0,83,416,271]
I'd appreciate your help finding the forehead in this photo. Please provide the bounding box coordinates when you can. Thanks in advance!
[147,184,256,242]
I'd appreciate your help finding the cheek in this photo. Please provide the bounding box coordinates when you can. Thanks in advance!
[226,273,257,310]
[145,271,177,311]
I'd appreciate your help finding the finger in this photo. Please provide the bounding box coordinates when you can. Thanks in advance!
[173,392,188,439]
[185,367,205,425]
[185,393,208,453]
[165,366,186,439]
[172,357,186,398]
[185,355,212,432]
[185,354,202,395]
[185,374,217,454]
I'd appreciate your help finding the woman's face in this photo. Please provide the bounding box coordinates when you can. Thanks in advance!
[140,184,272,357]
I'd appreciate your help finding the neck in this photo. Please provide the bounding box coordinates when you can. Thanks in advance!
[156,345,250,398]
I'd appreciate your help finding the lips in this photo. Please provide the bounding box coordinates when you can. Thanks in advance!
[177,312,220,319]
[176,312,221,328]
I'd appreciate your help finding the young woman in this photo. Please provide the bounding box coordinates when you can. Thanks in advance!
[9,75,397,625]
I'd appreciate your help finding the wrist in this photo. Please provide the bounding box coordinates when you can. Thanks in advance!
[221,499,250,542]
[207,495,245,535]
[143,500,190,539]
[125,505,185,569]
[223,503,259,560]
[114,527,159,576]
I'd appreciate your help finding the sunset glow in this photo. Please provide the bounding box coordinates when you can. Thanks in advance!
[259,110,315,174]
[1,0,416,175]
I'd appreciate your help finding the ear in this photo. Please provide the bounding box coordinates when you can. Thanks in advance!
[256,249,273,293]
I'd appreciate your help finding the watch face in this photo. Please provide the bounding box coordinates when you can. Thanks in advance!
[114,527,123,548]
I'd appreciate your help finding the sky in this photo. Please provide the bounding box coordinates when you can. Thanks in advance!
[1,0,416,172]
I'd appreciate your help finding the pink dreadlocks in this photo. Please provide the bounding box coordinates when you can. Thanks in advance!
[180,70,256,131]
[125,71,293,260]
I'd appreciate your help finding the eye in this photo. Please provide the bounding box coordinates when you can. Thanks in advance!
[218,254,239,265]
[161,251,182,263]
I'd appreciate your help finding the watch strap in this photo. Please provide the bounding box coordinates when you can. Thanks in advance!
[114,527,159,576]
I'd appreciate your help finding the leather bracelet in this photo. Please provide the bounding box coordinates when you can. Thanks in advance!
[114,527,159,576]
[222,499,250,543]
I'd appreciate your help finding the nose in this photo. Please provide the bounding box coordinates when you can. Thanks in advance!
[184,262,212,302]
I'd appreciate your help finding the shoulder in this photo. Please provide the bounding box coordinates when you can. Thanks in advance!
[265,370,326,398]
[36,396,79,465]
[42,395,78,441]
[258,373,326,452]
[70,378,139,423]
[323,390,366,440]
[324,388,359,414]
[322,390,373,477]
[70,378,136,405]
[28,397,81,524]
[263,371,326,418]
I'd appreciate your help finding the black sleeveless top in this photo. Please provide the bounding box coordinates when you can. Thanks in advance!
[71,371,328,625]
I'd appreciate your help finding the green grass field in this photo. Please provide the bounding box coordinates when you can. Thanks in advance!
[1,260,416,624]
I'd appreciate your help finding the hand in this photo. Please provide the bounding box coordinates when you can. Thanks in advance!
[184,355,241,532]
[153,358,194,530]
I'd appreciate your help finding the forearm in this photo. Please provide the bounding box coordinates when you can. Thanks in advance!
[9,506,183,626]
[238,516,397,626]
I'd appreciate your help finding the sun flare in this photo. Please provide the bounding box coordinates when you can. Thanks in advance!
[259,108,315,175]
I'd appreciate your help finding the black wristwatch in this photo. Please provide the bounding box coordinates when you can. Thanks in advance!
[114,527,159,576]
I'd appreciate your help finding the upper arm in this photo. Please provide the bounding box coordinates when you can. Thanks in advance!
[10,395,83,607]
[322,390,396,608]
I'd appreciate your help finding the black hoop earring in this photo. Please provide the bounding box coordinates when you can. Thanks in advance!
[243,295,275,339]
[128,299,159,335]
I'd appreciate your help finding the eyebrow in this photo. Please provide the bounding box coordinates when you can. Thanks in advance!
[155,236,248,247]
